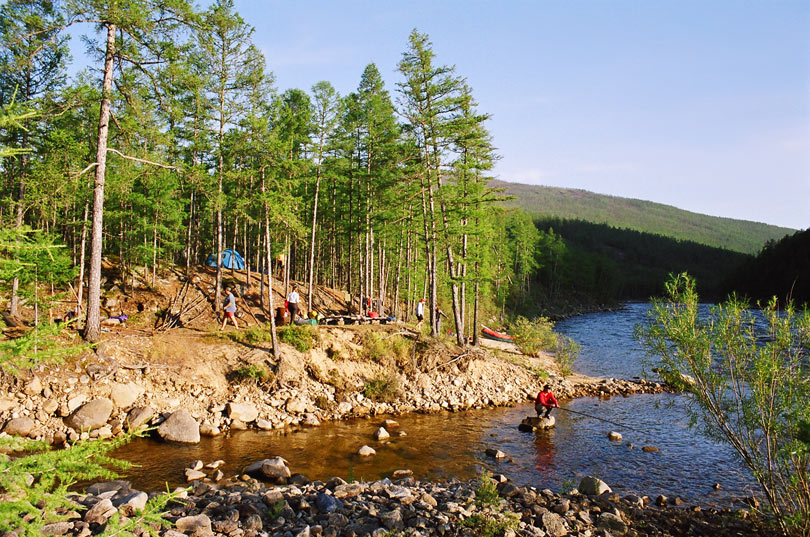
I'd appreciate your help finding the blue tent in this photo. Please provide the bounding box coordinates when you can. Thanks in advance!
[206,249,245,270]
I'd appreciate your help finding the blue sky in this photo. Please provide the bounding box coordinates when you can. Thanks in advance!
[243,1,810,230]
[71,1,810,230]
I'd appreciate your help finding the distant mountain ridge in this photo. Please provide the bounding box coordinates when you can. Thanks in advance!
[492,179,795,255]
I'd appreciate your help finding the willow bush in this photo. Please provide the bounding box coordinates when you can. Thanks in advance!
[637,273,810,536]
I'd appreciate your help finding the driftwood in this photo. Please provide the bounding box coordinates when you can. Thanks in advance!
[430,351,472,372]
[156,278,209,331]
[234,287,260,326]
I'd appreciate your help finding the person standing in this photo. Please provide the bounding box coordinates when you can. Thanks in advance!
[435,305,448,334]
[415,298,425,328]
[220,286,239,330]
[535,385,559,418]
[286,285,300,321]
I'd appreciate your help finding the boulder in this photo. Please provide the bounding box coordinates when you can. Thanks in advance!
[199,421,221,436]
[374,427,390,440]
[65,399,113,432]
[255,418,273,430]
[598,512,628,535]
[578,476,612,496]
[67,395,87,413]
[157,409,200,443]
[24,375,42,396]
[110,382,143,409]
[175,514,211,535]
[227,402,258,423]
[3,416,35,437]
[518,416,555,432]
[286,398,308,414]
[125,406,154,432]
[243,457,291,483]
[608,431,623,441]
[357,445,376,456]
[84,498,117,525]
[541,512,567,537]
[485,448,507,459]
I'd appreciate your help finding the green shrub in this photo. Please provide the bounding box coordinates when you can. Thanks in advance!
[278,324,319,352]
[554,335,580,378]
[459,512,520,537]
[363,332,414,369]
[474,471,501,507]
[511,316,557,357]
[228,364,273,386]
[362,375,401,403]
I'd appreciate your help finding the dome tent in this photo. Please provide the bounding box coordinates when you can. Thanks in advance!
[206,249,245,270]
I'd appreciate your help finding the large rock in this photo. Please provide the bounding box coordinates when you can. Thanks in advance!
[84,498,117,525]
[578,476,612,496]
[598,512,628,535]
[243,457,291,483]
[175,514,211,535]
[157,409,200,443]
[64,398,113,432]
[3,416,35,437]
[24,375,42,396]
[110,382,144,409]
[126,406,155,432]
[374,427,390,440]
[228,402,258,423]
[541,512,568,537]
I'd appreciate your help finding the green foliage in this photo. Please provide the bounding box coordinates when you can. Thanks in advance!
[511,316,556,357]
[362,375,401,403]
[494,179,793,255]
[362,332,413,368]
[278,324,319,352]
[473,471,501,508]
[559,476,577,495]
[459,512,520,537]
[264,499,284,521]
[0,321,87,374]
[227,363,273,386]
[553,335,580,378]
[225,325,272,345]
[0,433,179,537]
[637,273,810,536]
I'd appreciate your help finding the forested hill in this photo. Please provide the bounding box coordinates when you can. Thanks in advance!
[492,180,795,255]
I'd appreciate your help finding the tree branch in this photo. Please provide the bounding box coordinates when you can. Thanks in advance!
[106,148,179,171]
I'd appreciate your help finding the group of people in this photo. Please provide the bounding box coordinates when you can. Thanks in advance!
[219,284,304,331]
[414,298,449,331]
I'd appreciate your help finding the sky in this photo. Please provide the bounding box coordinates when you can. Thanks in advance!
[71,1,810,230]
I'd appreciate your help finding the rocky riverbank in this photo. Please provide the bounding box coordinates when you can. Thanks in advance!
[47,456,776,537]
[0,325,665,445]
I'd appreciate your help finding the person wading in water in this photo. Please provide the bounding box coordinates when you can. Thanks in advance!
[535,385,559,418]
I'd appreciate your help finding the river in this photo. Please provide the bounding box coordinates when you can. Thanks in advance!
[112,303,754,504]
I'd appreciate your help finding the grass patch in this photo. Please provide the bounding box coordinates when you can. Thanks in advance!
[227,364,274,387]
[278,324,319,352]
[362,374,401,403]
[224,325,272,345]
[459,512,520,537]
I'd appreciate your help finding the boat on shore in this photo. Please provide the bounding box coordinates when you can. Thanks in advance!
[481,324,515,342]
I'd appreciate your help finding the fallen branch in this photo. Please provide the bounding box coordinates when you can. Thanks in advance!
[430,351,471,372]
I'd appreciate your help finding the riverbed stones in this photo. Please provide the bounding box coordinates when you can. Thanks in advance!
[227,402,258,422]
[485,448,507,459]
[579,476,612,496]
[157,409,200,443]
[598,512,628,535]
[609,431,623,441]
[24,375,42,396]
[643,445,659,453]
[67,394,88,413]
[65,398,113,432]
[374,426,390,440]
[199,421,220,436]
[3,416,34,436]
[110,382,144,409]
[541,512,567,537]
[125,406,154,432]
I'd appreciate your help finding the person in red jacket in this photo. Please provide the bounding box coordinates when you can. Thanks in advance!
[535,385,559,418]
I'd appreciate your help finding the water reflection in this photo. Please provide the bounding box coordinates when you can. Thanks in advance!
[111,304,756,505]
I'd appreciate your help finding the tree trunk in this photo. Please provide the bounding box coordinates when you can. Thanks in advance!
[84,22,116,343]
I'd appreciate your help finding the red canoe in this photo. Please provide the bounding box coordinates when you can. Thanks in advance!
[481,325,515,342]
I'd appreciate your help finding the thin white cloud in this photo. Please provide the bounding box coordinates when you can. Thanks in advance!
[575,162,640,174]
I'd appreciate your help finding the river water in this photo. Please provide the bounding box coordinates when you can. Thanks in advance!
[112,303,754,504]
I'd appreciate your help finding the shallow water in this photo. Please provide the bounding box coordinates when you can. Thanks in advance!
[112,304,754,504]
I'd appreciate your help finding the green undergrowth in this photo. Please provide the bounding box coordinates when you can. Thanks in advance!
[362,331,413,369]
[362,374,401,403]
[278,324,319,352]
[510,316,579,378]
[227,364,274,387]
[458,471,520,537]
